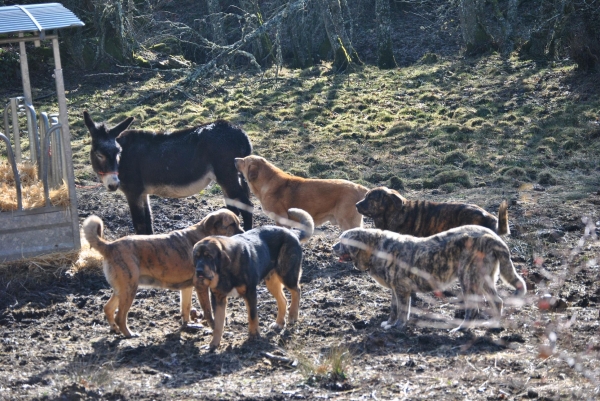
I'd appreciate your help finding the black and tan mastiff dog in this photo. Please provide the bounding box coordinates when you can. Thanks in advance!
[333,226,526,330]
[193,208,314,351]
[356,186,510,237]
[83,209,243,338]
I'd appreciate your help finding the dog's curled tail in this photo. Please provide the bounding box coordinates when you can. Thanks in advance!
[496,246,527,296]
[287,208,315,243]
[497,200,510,236]
[82,215,109,255]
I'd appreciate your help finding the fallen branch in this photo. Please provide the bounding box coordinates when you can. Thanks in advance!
[183,0,307,85]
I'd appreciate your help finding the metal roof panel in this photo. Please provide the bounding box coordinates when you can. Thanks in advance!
[0,3,84,35]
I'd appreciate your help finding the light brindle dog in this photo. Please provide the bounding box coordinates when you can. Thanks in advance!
[356,186,510,237]
[83,209,244,337]
[333,226,526,330]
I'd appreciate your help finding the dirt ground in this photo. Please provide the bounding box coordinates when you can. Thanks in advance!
[1,179,599,400]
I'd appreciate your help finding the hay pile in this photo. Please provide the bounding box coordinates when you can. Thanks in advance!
[0,161,70,211]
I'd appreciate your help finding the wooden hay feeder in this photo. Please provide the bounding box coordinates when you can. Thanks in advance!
[0,3,84,262]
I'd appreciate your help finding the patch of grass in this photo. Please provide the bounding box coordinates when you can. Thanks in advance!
[503,167,527,179]
[209,184,222,195]
[297,345,352,388]
[367,171,393,184]
[443,150,469,165]
[423,169,472,189]
[308,161,331,176]
[538,170,558,185]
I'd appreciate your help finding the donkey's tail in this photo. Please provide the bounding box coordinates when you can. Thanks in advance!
[496,246,527,296]
[287,208,315,243]
[82,215,110,256]
[497,200,510,236]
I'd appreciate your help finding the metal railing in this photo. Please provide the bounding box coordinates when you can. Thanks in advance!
[1,98,65,210]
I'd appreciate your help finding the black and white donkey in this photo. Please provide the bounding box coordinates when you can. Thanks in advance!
[83,111,254,234]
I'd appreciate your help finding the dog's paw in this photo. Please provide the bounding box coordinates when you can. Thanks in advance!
[381,320,397,329]
[190,308,202,321]
[124,332,140,338]
[450,324,471,334]
[269,321,285,330]
[182,323,205,332]
[381,320,403,330]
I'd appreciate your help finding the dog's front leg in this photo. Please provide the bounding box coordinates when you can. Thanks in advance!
[180,287,193,327]
[381,288,410,330]
[381,288,400,329]
[194,282,214,329]
[244,287,260,340]
[209,295,228,352]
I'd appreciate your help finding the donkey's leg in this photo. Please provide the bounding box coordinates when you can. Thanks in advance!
[215,166,254,231]
[126,192,153,234]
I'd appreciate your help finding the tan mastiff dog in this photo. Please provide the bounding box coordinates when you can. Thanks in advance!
[235,155,368,230]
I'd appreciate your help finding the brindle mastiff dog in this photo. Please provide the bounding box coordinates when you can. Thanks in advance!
[235,155,368,230]
[333,226,526,330]
[356,186,510,237]
[193,208,314,351]
[83,209,243,337]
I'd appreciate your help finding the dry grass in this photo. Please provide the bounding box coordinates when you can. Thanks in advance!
[0,162,70,211]
[72,234,104,272]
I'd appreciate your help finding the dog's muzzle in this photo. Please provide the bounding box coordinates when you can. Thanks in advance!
[332,242,352,263]
[356,199,368,215]
[195,260,214,280]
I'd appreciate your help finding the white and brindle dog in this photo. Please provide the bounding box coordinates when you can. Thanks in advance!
[333,225,527,330]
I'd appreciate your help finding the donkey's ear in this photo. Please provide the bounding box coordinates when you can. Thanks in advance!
[109,117,134,138]
[83,111,97,132]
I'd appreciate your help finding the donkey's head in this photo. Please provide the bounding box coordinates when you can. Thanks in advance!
[83,111,134,191]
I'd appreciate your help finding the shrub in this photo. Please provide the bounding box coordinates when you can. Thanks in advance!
[423,169,472,189]
[538,171,557,186]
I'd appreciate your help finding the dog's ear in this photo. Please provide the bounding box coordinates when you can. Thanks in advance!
[109,116,134,138]
[248,163,259,181]
[203,211,226,235]
[386,189,405,210]
[214,241,231,271]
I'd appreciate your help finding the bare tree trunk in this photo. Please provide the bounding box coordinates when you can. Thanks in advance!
[240,0,274,66]
[376,0,397,69]
[206,0,226,46]
[286,0,314,68]
[319,0,361,71]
